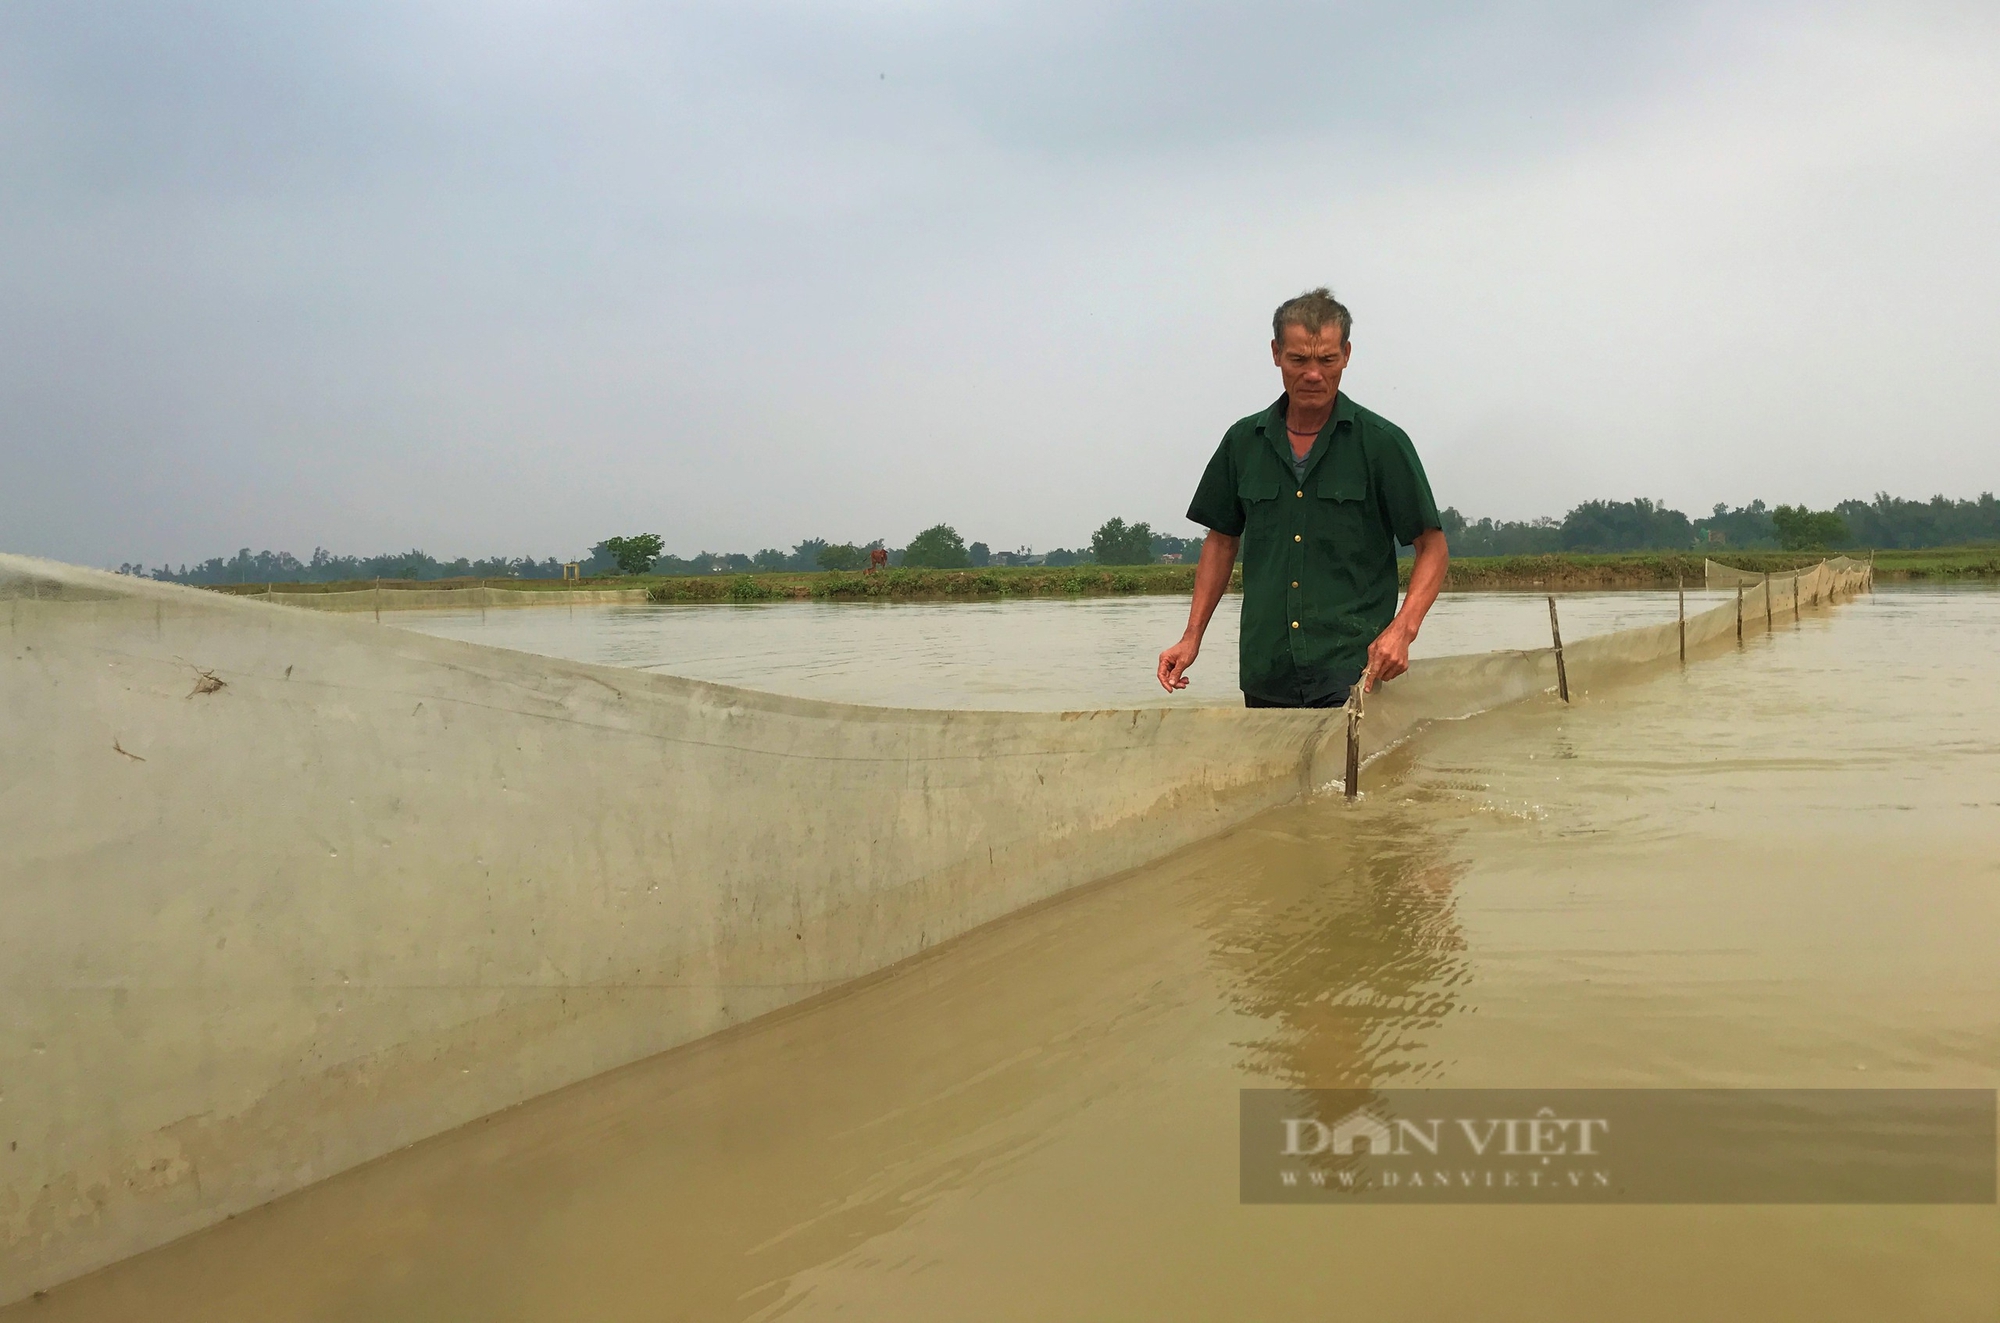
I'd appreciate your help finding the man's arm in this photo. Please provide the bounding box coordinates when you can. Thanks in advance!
[1157,530,1240,691]
[1363,527,1448,690]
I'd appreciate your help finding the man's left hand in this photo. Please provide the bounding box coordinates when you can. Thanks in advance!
[1364,622,1417,691]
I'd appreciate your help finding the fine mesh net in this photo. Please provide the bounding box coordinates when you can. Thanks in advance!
[1357,555,1873,770]
[1705,555,1872,591]
[0,549,1875,1298]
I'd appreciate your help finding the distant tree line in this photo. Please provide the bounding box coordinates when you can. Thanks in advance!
[132,547,576,585]
[1442,492,2000,555]
[133,492,1997,585]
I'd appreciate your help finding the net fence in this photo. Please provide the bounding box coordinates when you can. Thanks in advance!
[0,549,1876,1298]
[1705,555,1872,592]
[1348,555,1874,784]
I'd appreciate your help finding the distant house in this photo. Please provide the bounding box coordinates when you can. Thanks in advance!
[1159,553,1183,564]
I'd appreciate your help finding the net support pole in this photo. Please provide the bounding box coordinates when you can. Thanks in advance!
[1678,576,1686,663]
[1344,706,1360,800]
[1792,573,1799,622]
[1736,585,1744,643]
[1763,571,1773,631]
[374,576,381,624]
[1548,595,1569,703]
[1343,669,1370,801]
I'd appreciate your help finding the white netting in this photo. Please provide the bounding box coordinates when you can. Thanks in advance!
[0,549,1875,1297]
[1704,555,1871,590]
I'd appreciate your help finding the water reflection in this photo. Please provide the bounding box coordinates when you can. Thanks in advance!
[1202,798,1469,1092]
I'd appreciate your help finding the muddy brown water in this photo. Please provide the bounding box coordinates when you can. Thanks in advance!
[15,585,1998,1321]
[384,589,1732,709]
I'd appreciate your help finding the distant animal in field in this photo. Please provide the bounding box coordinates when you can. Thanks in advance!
[868,548,889,573]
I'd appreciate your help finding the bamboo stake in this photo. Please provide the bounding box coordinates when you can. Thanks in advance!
[1763,571,1773,631]
[1343,669,1372,801]
[1736,584,1744,643]
[1548,596,1569,703]
[374,576,381,624]
[1344,704,1361,801]
[1677,575,1686,663]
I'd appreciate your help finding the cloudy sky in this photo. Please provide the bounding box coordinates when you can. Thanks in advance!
[3,1,1996,567]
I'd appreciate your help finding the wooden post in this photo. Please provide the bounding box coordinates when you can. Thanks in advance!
[1548,595,1569,703]
[1763,571,1773,631]
[1736,584,1744,643]
[1344,704,1361,800]
[1792,572,1799,622]
[374,576,381,624]
[1678,576,1686,662]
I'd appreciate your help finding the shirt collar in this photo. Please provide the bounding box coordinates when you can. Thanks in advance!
[1261,391,1356,431]
[1261,391,1356,480]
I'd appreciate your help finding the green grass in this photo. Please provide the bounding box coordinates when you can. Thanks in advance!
[1439,547,1997,588]
[204,545,1997,602]
[1839,546,2000,579]
[646,564,1212,602]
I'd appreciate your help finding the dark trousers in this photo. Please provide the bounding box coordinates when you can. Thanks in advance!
[1244,686,1350,710]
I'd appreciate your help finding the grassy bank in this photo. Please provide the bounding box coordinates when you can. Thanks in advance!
[205,545,1996,602]
[645,564,1212,602]
[1439,546,1996,589]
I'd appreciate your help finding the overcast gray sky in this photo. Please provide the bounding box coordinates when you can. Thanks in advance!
[4,1,1996,567]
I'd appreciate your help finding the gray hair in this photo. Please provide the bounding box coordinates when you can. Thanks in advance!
[1272,287,1352,344]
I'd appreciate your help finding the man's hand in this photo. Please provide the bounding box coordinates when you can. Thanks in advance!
[1157,635,1200,692]
[1364,621,1416,691]
[1159,530,1237,694]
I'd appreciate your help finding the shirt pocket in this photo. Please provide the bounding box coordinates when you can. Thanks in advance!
[1238,472,1283,502]
[1237,471,1283,535]
[1315,452,1367,503]
[1315,455,1371,551]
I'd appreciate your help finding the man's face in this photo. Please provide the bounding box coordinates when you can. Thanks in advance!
[1270,323,1350,408]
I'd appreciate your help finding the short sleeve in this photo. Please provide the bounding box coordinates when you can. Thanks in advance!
[1186,435,1245,537]
[1371,424,1441,546]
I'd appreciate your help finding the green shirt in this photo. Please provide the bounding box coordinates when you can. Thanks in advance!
[1186,392,1441,704]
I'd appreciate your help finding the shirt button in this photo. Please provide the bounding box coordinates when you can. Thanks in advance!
[1293,534,1302,542]
[1296,490,1304,498]
[1292,621,1300,629]
[1291,580,1299,588]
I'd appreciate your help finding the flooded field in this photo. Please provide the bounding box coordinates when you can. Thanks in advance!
[389,589,1731,709]
[17,584,1998,1322]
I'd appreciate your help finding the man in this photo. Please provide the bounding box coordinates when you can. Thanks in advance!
[1156,288,1448,707]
